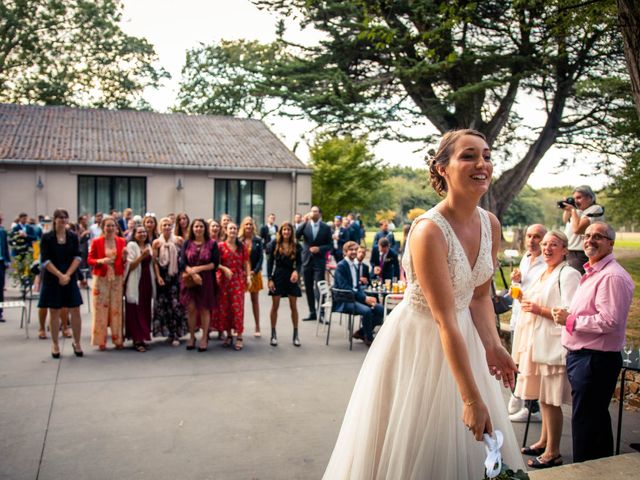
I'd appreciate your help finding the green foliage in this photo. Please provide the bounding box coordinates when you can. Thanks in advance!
[309,135,387,220]
[502,186,545,227]
[0,0,169,109]
[174,39,283,117]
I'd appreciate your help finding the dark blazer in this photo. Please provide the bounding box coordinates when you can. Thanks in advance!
[356,261,371,286]
[11,222,38,244]
[370,248,400,281]
[247,235,264,274]
[333,259,367,313]
[0,227,9,265]
[373,230,397,252]
[40,230,81,287]
[335,226,349,251]
[347,223,361,244]
[260,223,278,246]
[295,220,332,268]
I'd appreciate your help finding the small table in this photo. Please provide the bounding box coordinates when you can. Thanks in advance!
[616,350,640,455]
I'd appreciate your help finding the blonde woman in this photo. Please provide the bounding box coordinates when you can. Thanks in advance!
[239,217,264,337]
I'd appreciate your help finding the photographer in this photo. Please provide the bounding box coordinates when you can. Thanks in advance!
[561,185,604,274]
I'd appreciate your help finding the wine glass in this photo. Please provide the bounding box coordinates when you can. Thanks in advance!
[623,342,634,365]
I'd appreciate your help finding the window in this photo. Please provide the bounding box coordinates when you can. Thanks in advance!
[78,176,146,215]
[214,179,265,225]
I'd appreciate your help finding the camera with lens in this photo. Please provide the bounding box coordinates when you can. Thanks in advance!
[556,197,576,209]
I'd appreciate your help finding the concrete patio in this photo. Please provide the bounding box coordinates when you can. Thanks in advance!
[1,284,638,479]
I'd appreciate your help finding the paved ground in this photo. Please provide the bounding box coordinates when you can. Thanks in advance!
[1,284,639,480]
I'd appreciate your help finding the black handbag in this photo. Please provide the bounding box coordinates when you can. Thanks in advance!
[491,261,512,315]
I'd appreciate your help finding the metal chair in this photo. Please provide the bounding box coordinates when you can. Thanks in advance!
[383,293,404,322]
[315,280,332,336]
[328,288,360,350]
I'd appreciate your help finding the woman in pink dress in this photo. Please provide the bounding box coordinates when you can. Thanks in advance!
[217,222,250,350]
[179,218,219,352]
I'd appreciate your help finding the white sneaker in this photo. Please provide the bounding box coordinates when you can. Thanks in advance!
[509,407,542,423]
[508,394,524,414]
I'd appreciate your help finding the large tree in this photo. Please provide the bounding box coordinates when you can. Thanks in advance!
[617,0,640,117]
[0,0,168,109]
[309,135,387,219]
[177,0,627,220]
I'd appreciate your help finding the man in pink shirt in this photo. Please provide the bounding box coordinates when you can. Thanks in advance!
[553,222,634,463]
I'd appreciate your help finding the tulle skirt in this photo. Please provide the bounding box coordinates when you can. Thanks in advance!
[323,300,525,479]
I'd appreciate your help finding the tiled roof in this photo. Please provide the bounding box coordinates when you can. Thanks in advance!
[0,103,309,171]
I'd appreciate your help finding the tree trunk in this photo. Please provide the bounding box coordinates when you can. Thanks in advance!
[618,0,640,118]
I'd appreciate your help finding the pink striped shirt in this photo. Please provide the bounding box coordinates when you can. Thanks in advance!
[562,254,634,352]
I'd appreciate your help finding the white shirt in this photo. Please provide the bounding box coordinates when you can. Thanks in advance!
[564,204,604,251]
[510,252,546,331]
[346,259,358,289]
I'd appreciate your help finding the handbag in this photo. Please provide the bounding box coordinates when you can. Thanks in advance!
[182,271,202,288]
[491,261,512,315]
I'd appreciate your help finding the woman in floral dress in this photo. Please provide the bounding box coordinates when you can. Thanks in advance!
[153,217,186,346]
[217,222,250,350]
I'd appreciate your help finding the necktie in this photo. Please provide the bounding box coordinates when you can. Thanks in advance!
[379,254,385,271]
[312,222,318,240]
[350,262,358,288]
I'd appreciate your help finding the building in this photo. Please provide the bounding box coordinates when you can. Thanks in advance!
[0,103,312,224]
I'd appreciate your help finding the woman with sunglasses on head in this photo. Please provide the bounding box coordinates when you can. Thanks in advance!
[88,216,127,350]
[239,216,264,337]
[152,217,186,346]
[266,222,302,347]
[179,218,219,352]
[38,209,84,358]
[124,226,155,352]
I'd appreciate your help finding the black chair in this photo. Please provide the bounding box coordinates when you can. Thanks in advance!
[329,288,360,350]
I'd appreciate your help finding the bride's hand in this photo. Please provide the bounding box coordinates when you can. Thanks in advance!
[485,345,517,389]
[462,400,492,441]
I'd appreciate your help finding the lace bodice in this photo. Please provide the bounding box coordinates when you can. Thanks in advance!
[401,207,494,313]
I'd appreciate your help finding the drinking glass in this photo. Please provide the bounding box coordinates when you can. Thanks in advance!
[510,282,522,301]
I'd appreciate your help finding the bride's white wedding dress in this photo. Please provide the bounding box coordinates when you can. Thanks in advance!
[323,207,525,479]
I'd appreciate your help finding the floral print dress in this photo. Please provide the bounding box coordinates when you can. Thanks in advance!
[216,241,248,335]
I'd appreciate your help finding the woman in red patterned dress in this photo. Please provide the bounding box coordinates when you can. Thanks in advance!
[217,222,250,350]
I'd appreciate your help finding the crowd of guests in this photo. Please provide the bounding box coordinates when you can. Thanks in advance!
[505,185,634,469]
[0,207,410,357]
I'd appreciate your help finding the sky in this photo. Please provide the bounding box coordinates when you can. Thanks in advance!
[119,0,610,191]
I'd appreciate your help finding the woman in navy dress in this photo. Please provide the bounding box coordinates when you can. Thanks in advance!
[38,209,83,358]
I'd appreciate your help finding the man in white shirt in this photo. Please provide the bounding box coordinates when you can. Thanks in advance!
[508,223,547,422]
[88,211,104,242]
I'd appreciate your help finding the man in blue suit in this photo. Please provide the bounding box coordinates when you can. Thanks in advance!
[10,212,37,257]
[370,237,400,282]
[333,241,383,346]
[296,206,333,320]
[0,213,10,321]
[332,215,349,262]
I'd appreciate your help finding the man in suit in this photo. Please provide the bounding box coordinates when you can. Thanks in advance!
[0,213,10,322]
[10,212,37,257]
[260,213,278,246]
[370,237,400,282]
[346,213,361,245]
[372,220,397,256]
[334,241,383,346]
[355,245,371,287]
[296,206,332,321]
[554,222,634,463]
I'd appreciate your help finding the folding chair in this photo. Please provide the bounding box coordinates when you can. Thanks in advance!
[0,300,28,338]
[383,293,404,322]
[315,280,332,337]
[328,288,360,350]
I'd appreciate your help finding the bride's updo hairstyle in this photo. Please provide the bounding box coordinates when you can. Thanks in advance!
[429,129,487,196]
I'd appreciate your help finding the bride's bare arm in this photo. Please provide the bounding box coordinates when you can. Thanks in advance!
[410,220,492,441]
[469,213,517,389]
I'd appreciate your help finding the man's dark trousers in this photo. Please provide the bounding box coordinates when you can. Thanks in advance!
[303,264,324,317]
[0,263,5,319]
[566,349,622,462]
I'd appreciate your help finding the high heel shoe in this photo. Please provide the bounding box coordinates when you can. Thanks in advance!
[72,343,84,357]
[293,335,301,347]
[51,347,60,359]
[198,339,208,352]
[270,335,278,347]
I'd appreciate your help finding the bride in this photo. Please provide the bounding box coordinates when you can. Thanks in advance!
[323,130,525,479]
